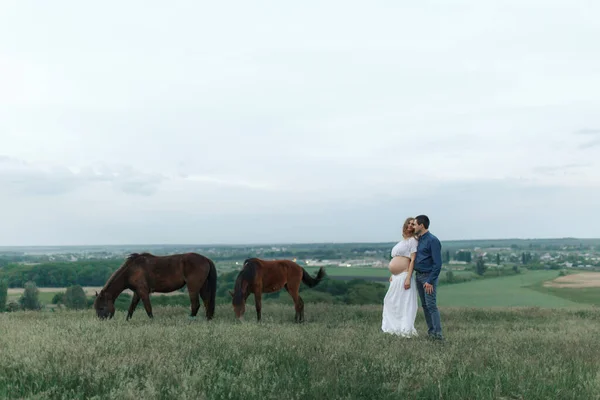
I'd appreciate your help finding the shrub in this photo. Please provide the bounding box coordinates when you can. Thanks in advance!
[64,285,88,310]
[19,281,41,310]
[52,292,65,305]
[6,301,20,312]
[476,257,487,276]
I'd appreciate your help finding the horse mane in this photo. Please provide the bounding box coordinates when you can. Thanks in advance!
[128,252,155,260]
[101,252,153,294]
[233,258,258,305]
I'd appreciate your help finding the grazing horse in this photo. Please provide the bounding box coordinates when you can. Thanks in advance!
[93,252,217,321]
[230,258,326,322]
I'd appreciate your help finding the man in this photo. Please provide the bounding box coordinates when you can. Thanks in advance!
[411,215,444,340]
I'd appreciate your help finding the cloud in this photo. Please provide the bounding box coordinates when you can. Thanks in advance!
[176,174,275,190]
[574,129,600,149]
[0,156,164,196]
[574,129,600,135]
[1,1,600,244]
[532,163,590,176]
[578,139,600,150]
[0,155,281,199]
[2,177,598,246]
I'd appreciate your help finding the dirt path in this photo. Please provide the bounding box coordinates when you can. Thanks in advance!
[543,272,600,288]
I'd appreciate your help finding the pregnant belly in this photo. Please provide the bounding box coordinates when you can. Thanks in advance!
[388,256,410,275]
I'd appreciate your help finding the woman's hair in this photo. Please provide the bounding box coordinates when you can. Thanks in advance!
[402,217,414,238]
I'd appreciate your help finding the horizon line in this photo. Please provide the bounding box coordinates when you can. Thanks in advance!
[0,236,598,249]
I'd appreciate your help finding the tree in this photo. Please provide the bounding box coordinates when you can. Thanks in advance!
[64,285,88,310]
[52,292,65,305]
[496,253,501,266]
[443,250,450,263]
[19,281,41,310]
[0,280,8,312]
[476,257,486,276]
[466,252,472,263]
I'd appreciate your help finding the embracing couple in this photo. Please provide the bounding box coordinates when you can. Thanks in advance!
[381,215,444,341]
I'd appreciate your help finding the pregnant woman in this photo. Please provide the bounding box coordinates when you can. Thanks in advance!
[381,217,419,337]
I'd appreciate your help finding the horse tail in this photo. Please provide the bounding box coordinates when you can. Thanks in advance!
[203,258,217,320]
[301,267,326,288]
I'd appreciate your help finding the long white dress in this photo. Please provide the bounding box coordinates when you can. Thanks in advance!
[381,237,419,337]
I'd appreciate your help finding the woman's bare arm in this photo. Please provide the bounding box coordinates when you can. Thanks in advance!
[404,253,416,289]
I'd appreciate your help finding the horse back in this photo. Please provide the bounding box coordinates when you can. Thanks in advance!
[249,258,303,292]
[137,252,212,291]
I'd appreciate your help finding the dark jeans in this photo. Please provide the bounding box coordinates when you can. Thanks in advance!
[415,271,443,339]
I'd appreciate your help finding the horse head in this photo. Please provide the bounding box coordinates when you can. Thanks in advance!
[93,290,115,320]
[231,281,249,320]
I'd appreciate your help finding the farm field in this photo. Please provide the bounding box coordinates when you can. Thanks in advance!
[437,270,596,308]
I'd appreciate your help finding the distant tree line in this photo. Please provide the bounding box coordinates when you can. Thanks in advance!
[455,251,472,263]
[0,260,121,288]
[0,280,7,311]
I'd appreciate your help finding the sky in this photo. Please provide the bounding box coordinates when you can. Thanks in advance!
[1,1,599,246]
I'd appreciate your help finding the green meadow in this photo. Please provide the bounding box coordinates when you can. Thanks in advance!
[6,291,57,304]
[1,270,599,399]
[1,305,599,399]
[437,270,591,308]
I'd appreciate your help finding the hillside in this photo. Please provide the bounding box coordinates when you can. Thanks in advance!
[1,305,599,399]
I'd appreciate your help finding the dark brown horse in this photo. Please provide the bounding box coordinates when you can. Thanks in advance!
[93,252,217,321]
[230,258,325,322]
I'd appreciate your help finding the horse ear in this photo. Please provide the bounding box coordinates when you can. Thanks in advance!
[95,291,98,297]
[228,290,234,298]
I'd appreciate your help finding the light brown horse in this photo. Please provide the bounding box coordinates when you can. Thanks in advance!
[94,252,217,320]
[230,258,325,322]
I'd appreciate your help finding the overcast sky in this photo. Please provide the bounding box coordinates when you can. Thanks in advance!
[1,1,599,246]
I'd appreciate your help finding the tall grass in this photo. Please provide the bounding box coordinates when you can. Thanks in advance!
[1,305,599,399]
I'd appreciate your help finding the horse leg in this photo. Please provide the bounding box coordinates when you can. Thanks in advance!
[199,287,212,320]
[188,290,201,317]
[139,291,153,319]
[286,285,305,323]
[126,292,141,321]
[295,295,304,322]
[254,290,262,322]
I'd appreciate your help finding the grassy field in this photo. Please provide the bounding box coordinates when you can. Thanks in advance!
[6,291,57,304]
[531,283,600,306]
[303,266,474,279]
[1,305,599,399]
[437,270,591,308]
[2,271,599,398]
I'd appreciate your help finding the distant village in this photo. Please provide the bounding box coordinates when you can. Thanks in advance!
[2,239,599,271]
